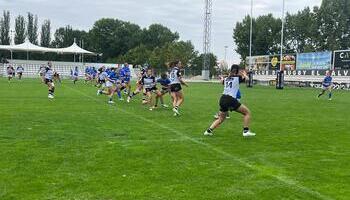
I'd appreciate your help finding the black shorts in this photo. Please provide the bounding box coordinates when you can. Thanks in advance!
[145,87,157,93]
[45,79,53,84]
[18,72,23,75]
[170,83,182,92]
[161,87,170,94]
[219,95,241,112]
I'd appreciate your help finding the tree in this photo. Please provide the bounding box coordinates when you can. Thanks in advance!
[112,44,152,65]
[232,16,252,61]
[149,40,196,71]
[27,12,38,44]
[191,53,218,77]
[284,8,318,53]
[89,18,143,62]
[14,15,26,44]
[0,10,10,45]
[141,24,179,49]
[40,20,51,47]
[52,25,88,48]
[233,14,281,62]
[316,0,350,50]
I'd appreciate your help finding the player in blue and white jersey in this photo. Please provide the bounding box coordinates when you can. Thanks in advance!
[120,63,132,96]
[204,64,256,137]
[71,66,79,84]
[155,73,171,108]
[91,67,97,80]
[169,60,188,116]
[84,67,92,83]
[43,64,55,99]
[317,71,333,100]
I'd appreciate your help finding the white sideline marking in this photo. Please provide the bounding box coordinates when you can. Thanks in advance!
[64,85,333,200]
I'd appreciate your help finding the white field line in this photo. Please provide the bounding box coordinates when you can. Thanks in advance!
[64,85,333,200]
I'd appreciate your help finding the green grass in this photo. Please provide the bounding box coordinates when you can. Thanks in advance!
[0,78,350,200]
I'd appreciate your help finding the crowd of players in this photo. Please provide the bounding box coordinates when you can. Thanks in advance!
[4,61,335,137]
[34,60,188,116]
[93,61,188,115]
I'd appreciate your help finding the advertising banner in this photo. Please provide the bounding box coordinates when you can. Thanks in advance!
[269,54,296,71]
[296,52,332,70]
[334,50,350,70]
[246,56,269,71]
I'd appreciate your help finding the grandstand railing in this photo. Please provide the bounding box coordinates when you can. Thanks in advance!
[0,59,137,78]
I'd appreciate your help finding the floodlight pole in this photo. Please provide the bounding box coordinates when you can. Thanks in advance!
[202,0,212,80]
[280,0,285,71]
[223,45,228,75]
[249,0,253,70]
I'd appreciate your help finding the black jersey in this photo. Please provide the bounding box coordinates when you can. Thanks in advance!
[141,75,156,89]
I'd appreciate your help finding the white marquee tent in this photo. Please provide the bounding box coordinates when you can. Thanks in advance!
[0,39,96,61]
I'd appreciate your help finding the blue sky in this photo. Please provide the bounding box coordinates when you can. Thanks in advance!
[1,0,322,63]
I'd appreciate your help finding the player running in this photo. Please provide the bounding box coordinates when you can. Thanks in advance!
[127,65,147,103]
[71,66,79,84]
[204,64,256,137]
[16,65,24,80]
[155,73,171,108]
[44,64,55,99]
[119,63,132,96]
[53,70,61,83]
[38,65,46,83]
[6,65,15,82]
[169,60,188,116]
[317,71,333,101]
[97,67,118,104]
[141,68,162,111]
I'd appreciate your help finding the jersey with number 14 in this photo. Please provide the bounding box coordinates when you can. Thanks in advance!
[223,76,244,99]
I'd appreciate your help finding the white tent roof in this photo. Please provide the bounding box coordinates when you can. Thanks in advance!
[57,42,96,55]
[0,39,96,55]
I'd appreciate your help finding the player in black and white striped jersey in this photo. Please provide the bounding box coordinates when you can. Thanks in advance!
[204,64,256,137]
[140,68,162,111]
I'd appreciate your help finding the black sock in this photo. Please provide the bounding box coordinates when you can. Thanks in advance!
[243,127,249,133]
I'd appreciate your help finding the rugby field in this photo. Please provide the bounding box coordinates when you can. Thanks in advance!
[0,78,350,200]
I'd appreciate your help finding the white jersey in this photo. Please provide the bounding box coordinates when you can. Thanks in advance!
[44,67,54,80]
[17,66,24,73]
[98,72,108,81]
[169,67,181,85]
[7,67,14,75]
[223,76,243,99]
[39,67,46,74]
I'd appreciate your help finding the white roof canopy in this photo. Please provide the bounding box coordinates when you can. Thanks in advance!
[0,39,96,55]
